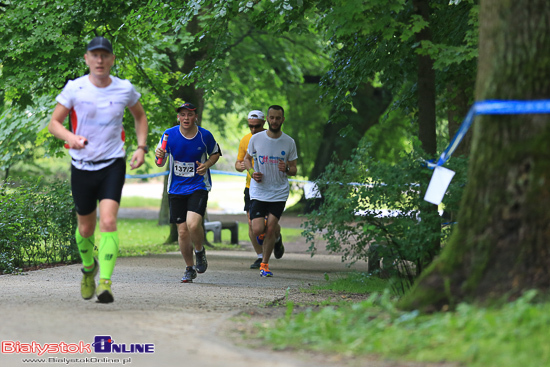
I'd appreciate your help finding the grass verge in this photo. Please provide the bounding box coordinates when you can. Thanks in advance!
[256,273,549,367]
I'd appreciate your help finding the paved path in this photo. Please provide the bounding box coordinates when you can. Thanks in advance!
[0,251,369,367]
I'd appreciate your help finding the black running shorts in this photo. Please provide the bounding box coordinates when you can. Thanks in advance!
[169,190,209,224]
[71,158,126,216]
[243,187,251,212]
[249,200,286,220]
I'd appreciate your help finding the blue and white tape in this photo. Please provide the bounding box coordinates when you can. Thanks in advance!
[428,99,550,169]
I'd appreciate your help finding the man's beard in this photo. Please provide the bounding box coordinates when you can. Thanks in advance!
[268,123,281,133]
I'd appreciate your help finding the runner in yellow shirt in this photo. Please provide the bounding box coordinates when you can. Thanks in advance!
[235,111,269,269]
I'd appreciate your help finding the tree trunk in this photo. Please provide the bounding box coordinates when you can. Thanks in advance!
[447,78,473,157]
[414,0,437,158]
[413,0,440,260]
[309,83,391,181]
[399,0,550,312]
[303,83,391,212]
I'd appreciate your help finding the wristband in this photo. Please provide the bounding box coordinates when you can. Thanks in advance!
[248,168,255,177]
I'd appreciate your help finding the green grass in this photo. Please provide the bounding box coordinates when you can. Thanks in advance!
[259,289,550,367]
[120,196,161,209]
[115,219,177,256]
[311,271,390,294]
[114,218,304,257]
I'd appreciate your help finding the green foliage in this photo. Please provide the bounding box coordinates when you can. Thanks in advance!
[0,96,53,174]
[259,290,549,367]
[303,138,468,280]
[0,179,78,273]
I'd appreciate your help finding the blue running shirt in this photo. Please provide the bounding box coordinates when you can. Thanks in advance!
[157,125,221,195]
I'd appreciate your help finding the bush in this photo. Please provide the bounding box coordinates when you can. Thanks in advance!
[0,179,78,273]
[302,139,468,284]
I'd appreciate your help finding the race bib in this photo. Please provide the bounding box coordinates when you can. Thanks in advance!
[174,161,195,177]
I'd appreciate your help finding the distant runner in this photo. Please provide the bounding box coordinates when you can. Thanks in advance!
[155,102,222,283]
[244,105,297,277]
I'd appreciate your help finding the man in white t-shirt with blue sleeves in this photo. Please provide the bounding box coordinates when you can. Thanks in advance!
[244,105,298,277]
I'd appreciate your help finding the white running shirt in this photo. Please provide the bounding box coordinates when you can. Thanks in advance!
[247,130,298,202]
[56,75,141,171]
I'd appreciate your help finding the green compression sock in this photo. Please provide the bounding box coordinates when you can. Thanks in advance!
[76,229,95,269]
[98,231,119,280]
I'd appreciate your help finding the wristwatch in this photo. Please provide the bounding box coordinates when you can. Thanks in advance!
[137,145,149,153]
[286,165,290,173]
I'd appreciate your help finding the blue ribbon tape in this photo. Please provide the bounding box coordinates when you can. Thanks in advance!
[428,99,550,169]
[126,169,309,183]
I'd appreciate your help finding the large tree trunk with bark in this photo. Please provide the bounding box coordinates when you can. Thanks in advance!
[399,0,550,312]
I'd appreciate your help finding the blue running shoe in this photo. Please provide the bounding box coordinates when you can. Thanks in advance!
[181,266,197,283]
[260,263,273,277]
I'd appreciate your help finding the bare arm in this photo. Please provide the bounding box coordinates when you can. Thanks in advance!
[235,159,245,172]
[244,152,262,182]
[286,159,298,176]
[128,101,149,170]
[48,103,87,149]
[196,153,221,176]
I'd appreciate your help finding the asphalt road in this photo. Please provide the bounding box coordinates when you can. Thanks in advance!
[0,250,369,367]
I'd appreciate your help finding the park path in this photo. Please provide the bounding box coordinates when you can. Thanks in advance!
[0,249,371,367]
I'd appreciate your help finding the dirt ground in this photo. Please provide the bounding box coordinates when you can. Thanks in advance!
[0,213,452,367]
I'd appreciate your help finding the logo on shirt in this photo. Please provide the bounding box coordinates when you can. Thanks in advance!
[281,151,286,156]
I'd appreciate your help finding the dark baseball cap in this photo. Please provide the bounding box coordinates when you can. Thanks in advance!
[87,37,113,53]
[176,102,197,112]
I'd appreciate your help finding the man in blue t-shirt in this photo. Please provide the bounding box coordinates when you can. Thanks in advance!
[155,102,221,283]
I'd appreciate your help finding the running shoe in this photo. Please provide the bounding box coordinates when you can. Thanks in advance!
[181,266,197,283]
[96,278,114,303]
[256,233,265,246]
[195,248,208,273]
[80,258,98,300]
[260,263,273,277]
[274,235,285,259]
[250,258,263,269]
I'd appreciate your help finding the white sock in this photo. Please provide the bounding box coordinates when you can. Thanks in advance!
[257,254,263,259]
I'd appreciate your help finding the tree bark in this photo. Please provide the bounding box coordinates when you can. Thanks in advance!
[399,0,550,312]
[413,0,440,260]
[414,0,437,158]
[447,78,474,157]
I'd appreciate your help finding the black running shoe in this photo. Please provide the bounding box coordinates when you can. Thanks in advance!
[195,248,208,273]
[274,235,284,259]
[250,258,263,269]
[181,266,197,283]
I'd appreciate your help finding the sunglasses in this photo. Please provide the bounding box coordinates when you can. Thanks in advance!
[248,124,262,129]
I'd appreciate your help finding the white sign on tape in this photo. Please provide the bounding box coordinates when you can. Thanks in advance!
[424,166,456,205]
